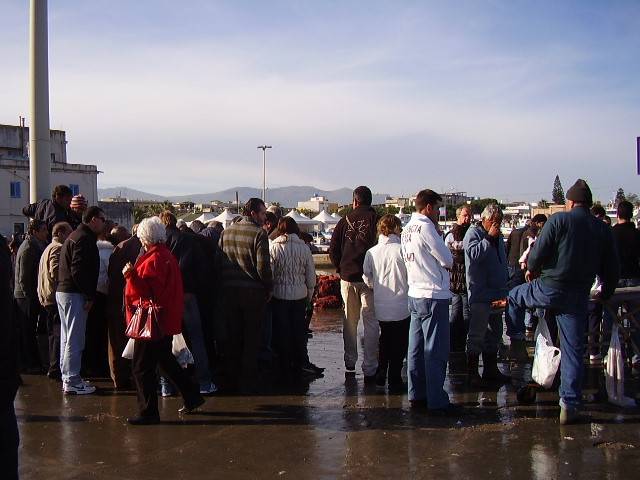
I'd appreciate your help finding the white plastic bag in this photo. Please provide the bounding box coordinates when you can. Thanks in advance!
[531,318,561,388]
[605,323,637,407]
[122,338,135,360]
[172,333,194,368]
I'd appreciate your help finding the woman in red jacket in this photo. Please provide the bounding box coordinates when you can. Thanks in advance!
[123,216,203,425]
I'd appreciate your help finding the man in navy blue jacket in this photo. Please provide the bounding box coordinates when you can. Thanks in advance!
[506,179,619,424]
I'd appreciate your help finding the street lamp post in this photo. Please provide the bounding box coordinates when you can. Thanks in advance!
[257,145,272,202]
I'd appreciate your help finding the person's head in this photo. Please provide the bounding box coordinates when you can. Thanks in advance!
[159,210,177,228]
[480,204,503,232]
[530,213,547,233]
[276,216,301,237]
[414,189,442,223]
[189,220,204,233]
[591,204,606,219]
[52,221,73,243]
[70,194,87,214]
[377,214,402,237]
[352,186,373,208]
[110,225,130,245]
[566,179,593,209]
[137,216,167,249]
[243,198,267,226]
[52,185,73,209]
[266,205,282,220]
[456,206,472,226]
[617,200,633,222]
[603,215,612,226]
[82,206,107,234]
[207,220,224,234]
[28,219,48,242]
[131,223,139,237]
[264,211,278,234]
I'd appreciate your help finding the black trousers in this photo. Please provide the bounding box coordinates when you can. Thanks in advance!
[378,318,410,384]
[0,402,18,480]
[15,297,42,370]
[44,304,61,376]
[85,292,109,376]
[220,288,265,393]
[271,298,308,378]
[132,337,200,418]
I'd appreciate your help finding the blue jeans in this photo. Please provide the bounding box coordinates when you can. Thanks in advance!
[407,297,450,409]
[507,280,589,408]
[56,292,88,386]
[466,303,502,355]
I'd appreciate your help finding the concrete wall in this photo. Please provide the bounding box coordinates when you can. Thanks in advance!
[0,125,67,163]
[98,201,134,231]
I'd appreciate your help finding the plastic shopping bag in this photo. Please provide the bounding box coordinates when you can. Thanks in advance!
[172,333,194,369]
[122,338,135,360]
[605,323,637,407]
[531,318,561,389]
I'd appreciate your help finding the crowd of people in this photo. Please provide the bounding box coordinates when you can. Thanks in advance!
[1,179,638,476]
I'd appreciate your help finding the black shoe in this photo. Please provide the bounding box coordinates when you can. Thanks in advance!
[178,395,205,414]
[481,352,511,384]
[364,375,377,385]
[427,403,464,417]
[375,368,387,388]
[307,362,325,374]
[409,399,429,410]
[388,381,407,394]
[466,352,483,388]
[127,415,160,425]
[47,371,62,382]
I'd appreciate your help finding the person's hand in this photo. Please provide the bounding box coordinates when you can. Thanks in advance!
[84,300,93,311]
[122,262,133,277]
[488,223,501,237]
[524,270,539,283]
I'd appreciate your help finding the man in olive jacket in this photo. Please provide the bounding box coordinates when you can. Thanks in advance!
[56,206,105,395]
[329,186,379,379]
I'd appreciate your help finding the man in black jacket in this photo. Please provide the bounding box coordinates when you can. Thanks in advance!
[329,186,379,379]
[0,233,20,479]
[506,180,619,424]
[14,219,48,372]
[22,184,74,236]
[56,206,105,395]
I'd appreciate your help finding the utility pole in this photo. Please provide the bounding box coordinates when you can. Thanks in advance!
[257,145,272,202]
[29,0,52,202]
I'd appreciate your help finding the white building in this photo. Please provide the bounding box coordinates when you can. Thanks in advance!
[0,124,98,236]
[297,194,338,213]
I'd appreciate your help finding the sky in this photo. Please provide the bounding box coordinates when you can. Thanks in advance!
[2,0,640,202]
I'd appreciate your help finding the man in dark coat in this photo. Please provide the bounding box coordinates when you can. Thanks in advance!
[22,184,74,235]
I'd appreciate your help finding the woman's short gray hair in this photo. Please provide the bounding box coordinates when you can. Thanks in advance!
[137,216,166,245]
[481,204,503,221]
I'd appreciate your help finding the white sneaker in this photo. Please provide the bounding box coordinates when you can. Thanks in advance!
[64,381,96,395]
[199,382,218,395]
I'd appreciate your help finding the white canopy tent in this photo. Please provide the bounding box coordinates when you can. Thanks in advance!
[285,209,321,233]
[313,210,339,230]
[214,208,241,229]
[192,212,217,224]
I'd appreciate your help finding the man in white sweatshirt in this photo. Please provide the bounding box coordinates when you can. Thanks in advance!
[401,189,459,415]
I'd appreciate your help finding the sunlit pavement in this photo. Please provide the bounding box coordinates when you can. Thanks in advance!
[16,310,640,479]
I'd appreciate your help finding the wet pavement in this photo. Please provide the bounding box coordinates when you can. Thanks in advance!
[16,310,640,479]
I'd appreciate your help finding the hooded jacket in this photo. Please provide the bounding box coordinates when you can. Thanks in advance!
[401,213,453,299]
[363,234,409,321]
[463,224,508,304]
[329,206,378,282]
[269,233,316,301]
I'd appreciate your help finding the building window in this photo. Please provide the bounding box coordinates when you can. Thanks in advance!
[10,181,21,198]
[69,184,79,196]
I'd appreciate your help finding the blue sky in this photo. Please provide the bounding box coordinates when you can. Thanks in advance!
[2,1,639,202]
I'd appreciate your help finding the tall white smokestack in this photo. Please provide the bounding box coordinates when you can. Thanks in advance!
[29,0,51,202]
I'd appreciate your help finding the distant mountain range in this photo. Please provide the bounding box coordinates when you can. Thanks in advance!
[98,186,389,207]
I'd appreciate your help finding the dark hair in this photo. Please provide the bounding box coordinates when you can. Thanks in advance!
[414,189,442,211]
[531,214,548,224]
[52,185,72,199]
[82,206,104,224]
[265,211,277,225]
[52,221,72,238]
[591,205,606,218]
[28,219,46,235]
[190,220,205,233]
[617,200,633,221]
[353,186,372,206]
[276,217,300,236]
[243,198,265,216]
[159,210,177,228]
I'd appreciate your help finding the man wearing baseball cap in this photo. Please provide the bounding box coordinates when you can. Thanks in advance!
[506,179,619,424]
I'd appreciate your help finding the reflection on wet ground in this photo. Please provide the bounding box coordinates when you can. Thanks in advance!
[16,309,640,479]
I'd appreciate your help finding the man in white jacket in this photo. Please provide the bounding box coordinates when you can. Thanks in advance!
[401,189,459,415]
